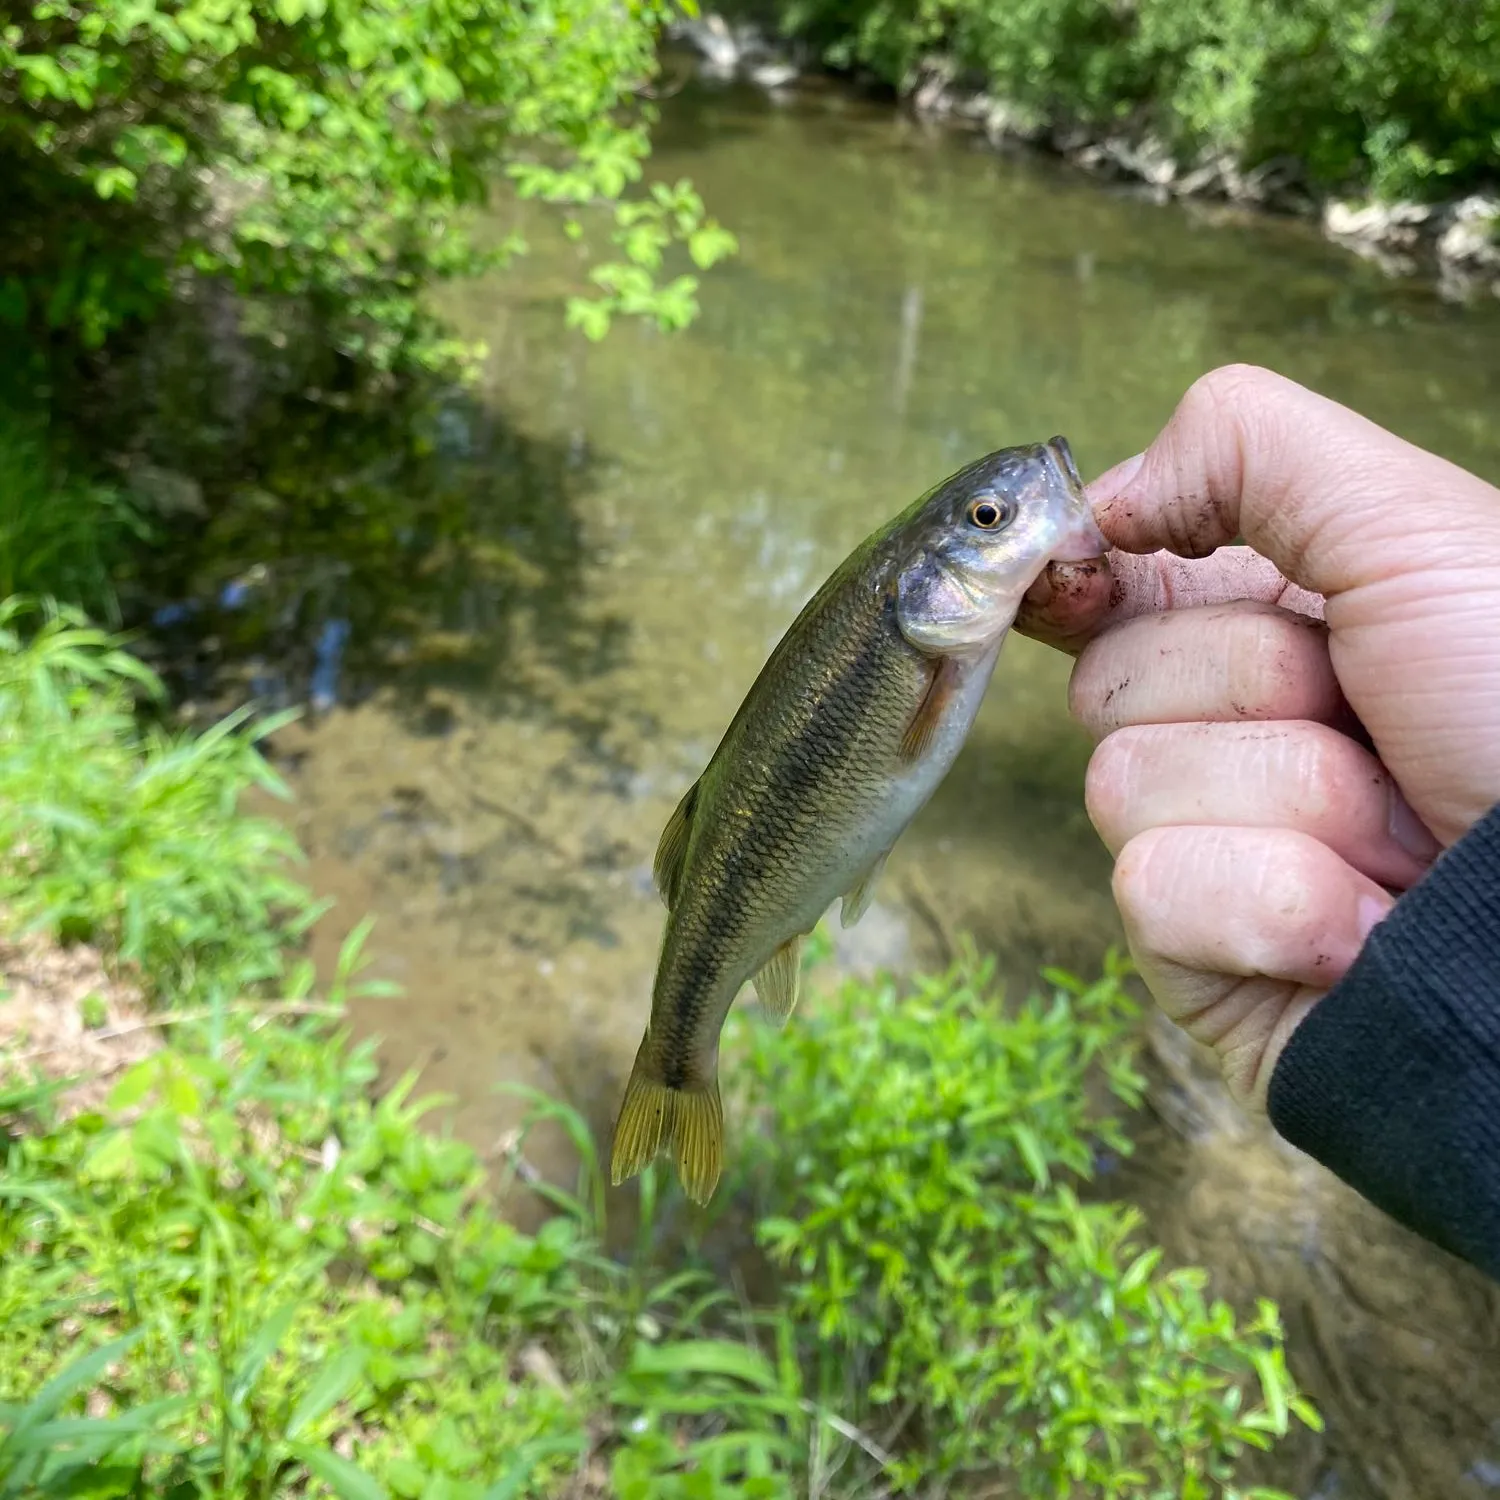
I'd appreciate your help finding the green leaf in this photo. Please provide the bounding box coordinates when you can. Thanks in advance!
[1249,1348,1289,1433]
[1,1332,144,1450]
[1012,1122,1050,1186]
[564,297,612,342]
[230,1302,298,1407]
[285,1347,366,1440]
[628,1338,777,1389]
[687,224,738,268]
[78,1129,138,1181]
[288,1444,389,1500]
[107,1057,162,1111]
[1119,1247,1162,1293]
[480,1434,588,1500]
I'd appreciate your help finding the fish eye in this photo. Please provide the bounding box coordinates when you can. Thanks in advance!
[968,497,1013,530]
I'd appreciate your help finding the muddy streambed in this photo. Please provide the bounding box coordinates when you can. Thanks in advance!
[135,75,1500,1499]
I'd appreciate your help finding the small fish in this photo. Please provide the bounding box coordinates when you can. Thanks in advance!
[610,438,1109,1203]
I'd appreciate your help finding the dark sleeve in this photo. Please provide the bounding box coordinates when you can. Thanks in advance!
[1267,800,1500,1281]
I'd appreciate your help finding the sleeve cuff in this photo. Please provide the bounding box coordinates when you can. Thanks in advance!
[1266,800,1500,1280]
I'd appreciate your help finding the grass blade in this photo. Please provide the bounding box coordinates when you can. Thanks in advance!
[285,1346,366,1440]
[1,1331,144,1449]
[288,1442,389,1500]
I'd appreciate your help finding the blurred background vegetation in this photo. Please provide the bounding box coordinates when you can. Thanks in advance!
[2,0,1496,1493]
[756,0,1500,203]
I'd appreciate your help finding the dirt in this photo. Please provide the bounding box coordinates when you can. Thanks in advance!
[0,924,158,1118]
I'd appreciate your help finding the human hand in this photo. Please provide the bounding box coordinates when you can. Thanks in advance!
[1017,364,1500,1108]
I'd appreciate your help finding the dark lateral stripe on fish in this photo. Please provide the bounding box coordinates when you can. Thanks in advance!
[646,612,903,1072]
[689,601,899,955]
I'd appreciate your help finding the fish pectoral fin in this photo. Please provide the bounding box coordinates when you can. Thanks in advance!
[610,1041,725,1206]
[900,655,960,763]
[653,780,700,909]
[840,851,889,928]
[752,936,802,1025]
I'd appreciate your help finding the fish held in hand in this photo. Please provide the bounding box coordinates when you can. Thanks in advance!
[610,438,1108,1204]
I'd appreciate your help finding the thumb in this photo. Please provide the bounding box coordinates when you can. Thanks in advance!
[1094,363,1500,589]
[1092,364,1500,844]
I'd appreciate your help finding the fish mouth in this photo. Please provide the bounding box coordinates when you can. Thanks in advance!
[1044,435,1083,488]
[1042,435,1109,563]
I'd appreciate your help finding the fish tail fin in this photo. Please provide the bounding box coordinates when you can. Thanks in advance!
[671,1073,724,1206]
[609,1041,724,1206]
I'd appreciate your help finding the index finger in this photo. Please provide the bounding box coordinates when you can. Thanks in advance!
[1015,544,1325,657]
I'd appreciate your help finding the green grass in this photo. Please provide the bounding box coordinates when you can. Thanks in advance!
[0,598,318,1008]
[0,601,1320,1498]
[0,415,145,626]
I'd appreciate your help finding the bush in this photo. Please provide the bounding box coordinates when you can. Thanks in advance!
[0,602,809,1498]
[0,602,1318,1498]
[0,0,737,371]
[731,950,1321,1495]
[767,0,1500,202]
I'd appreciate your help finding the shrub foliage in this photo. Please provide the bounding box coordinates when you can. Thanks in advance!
[0,0,737,368]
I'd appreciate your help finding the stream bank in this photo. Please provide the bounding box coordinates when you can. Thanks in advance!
[667,12,1500,303]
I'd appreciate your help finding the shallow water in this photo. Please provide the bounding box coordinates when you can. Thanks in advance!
[138,73,1500,1498]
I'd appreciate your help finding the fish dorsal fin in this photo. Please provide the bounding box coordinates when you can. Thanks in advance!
[899,656,959,763]
[653,780,699,909]
[752,935,802,1025]
[840,850,889,929]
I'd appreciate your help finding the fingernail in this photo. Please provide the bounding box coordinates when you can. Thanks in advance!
[1356,893,1393,944]
[1388,787,1442,863]
[1087,451,1145,501]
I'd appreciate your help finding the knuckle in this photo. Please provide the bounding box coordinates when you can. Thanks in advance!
[1242,838,1331,963]
[1284,724,1359,824]
[1184,363,1278,422]
[1110,827,1173,935]
[1232,608,1328,712]
[1215,1029,1271,1108]
[1182,370,1278,423]
[1066,645,1117,734]
[1083,729,1139,828]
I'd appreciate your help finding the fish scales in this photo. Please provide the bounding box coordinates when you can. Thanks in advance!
[659,563,924,1075]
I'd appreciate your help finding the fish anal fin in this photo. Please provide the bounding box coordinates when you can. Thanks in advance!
[609,1041,724,1206]
[900,655,959,763]
[752,935,802,1025]
[841,850,889,928]
[653,780,699,909]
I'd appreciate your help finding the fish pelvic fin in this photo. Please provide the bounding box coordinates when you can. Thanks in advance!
[900,655,960,763]
[752,935,802,1025]
[653,780,700,909]
[609,1041,725,1206]
[840,851,888,928]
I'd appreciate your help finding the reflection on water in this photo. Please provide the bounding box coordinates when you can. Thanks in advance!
[128,76,1500,1500]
